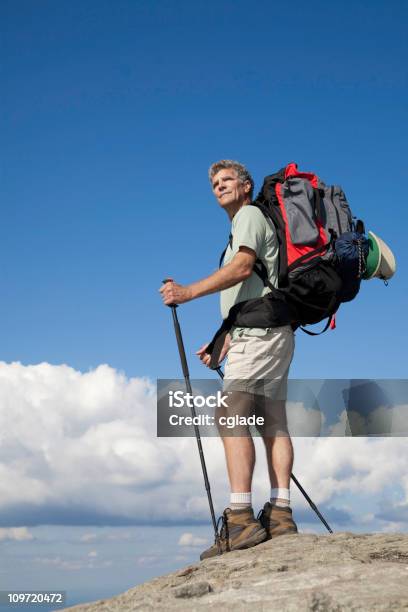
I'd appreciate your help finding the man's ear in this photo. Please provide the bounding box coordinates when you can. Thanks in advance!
[244,180,251,194]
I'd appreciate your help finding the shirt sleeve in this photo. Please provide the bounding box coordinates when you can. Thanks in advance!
[231,206,266,257]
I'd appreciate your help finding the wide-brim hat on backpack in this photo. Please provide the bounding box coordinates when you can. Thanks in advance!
[363,231,396,280]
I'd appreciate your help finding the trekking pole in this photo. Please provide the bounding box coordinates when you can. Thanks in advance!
[289,473,333,534]
[215,367,333,534]
[163,280,222,554]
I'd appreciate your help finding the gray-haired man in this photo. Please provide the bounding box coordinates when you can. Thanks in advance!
[160,160,298,559]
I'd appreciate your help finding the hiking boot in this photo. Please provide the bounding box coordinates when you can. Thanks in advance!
[257,502,298,540]
[200,507,267,560]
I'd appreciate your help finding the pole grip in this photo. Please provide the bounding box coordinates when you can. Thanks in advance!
[162,278,190,379]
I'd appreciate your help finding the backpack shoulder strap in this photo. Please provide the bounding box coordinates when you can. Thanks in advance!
[252,259,275,291]
[219,233,233,268]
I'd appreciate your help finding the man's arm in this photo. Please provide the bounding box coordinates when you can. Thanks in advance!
[160,246,256,305]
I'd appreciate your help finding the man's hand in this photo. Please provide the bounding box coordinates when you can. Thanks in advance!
[196,343,211,367]
[159,280,193,305]
[196,333,231,369]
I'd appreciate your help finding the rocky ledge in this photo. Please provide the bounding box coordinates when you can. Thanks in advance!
[64,532,408,611]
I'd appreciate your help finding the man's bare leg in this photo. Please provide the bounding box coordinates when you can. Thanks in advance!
[200,434,265,559]
[262,435,293,490]
[259,434,298,538]
[221,436,255,492]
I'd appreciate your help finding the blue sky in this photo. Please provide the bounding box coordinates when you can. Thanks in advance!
[1,0,407,608]
[2,0,407,379]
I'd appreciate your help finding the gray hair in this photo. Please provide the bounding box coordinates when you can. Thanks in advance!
[208,159,254,200]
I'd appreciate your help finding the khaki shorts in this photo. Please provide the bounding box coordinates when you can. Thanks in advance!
[224,326,294,395]
[219,326,295,437]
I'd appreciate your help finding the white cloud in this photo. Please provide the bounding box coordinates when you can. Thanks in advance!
[0,361,182,520]
[178,532,208,547]
[285,437,408,505]
[286,400,325,436]
[0,361,407,531]
[0,527,33,542]
[34,555,112,571]
[79,533,97,543]
[79,531,134,543]
[388,404,408,435]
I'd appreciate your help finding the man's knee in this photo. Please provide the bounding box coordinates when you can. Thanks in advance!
[215,390,255,437]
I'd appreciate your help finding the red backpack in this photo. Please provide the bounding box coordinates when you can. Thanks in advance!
[208,163,367,367]
[251,162,367,329]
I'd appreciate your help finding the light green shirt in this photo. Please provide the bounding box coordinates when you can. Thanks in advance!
[220,205,280,337]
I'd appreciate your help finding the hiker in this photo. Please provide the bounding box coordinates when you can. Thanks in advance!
[160,160,298,559]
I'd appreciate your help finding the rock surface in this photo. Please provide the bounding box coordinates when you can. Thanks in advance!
[63,533,408,611]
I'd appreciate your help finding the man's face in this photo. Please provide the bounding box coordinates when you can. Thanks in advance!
[211,168,251,210]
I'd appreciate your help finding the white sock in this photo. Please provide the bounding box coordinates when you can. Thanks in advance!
[230,492,252,510]
[270,487,290,508]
